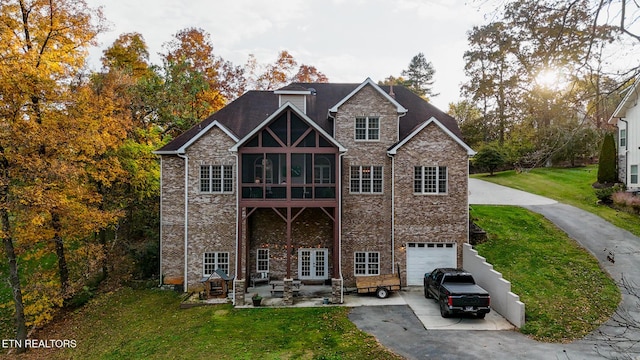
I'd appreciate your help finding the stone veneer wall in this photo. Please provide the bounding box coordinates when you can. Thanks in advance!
[393,122,470,285]
[333,85,399,286]
[247,208,334,281]
[160,126,237,290]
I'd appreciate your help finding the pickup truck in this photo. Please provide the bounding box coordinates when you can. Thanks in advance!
[424,268,491,319]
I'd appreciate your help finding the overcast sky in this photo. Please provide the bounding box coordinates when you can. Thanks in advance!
[86,0,491,110]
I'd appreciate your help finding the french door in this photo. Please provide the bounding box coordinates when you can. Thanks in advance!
[298,248,328,280]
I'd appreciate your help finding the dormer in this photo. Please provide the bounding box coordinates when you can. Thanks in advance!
[274,84,312,114]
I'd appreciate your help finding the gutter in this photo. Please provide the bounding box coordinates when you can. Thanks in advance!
[177,153,189,293]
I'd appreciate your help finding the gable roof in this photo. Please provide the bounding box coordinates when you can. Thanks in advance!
[610,76,640,121]
[153,120,238,155]
[328,77,408,114]
[387,117,476,156]
[155,79,467,154]
[230,102,346,152]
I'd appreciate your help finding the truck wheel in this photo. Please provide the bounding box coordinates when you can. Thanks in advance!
[424,287,431,299]
[376,287,389,299]
[476,313,486,319]
[440,301,450,318]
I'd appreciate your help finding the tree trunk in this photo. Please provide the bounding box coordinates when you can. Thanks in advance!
[1,207,27,353]
[52,212,70,299]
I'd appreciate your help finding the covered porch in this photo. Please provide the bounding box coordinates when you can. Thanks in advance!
[234,206,342,305]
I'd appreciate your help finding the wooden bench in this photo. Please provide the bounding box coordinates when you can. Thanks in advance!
[250,272,270,287]
[269,280,302,296]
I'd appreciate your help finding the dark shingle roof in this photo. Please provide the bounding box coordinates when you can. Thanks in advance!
[156,82,463,153]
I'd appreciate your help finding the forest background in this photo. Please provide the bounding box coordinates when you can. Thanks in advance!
[0,0,638,353]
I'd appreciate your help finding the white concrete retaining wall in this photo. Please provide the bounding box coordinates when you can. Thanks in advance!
[463,243,525,328]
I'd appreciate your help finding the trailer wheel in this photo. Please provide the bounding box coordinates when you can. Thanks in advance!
[376,287,389,299]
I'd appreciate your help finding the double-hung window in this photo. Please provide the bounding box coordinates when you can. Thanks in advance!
[200,165,233,193]
[414,166,447,194]
[355,116,380,141]
[631,165,638,184]
[350,165,383,193]
[203,252,230,276]
[354,252,380,276]
[620,129,627,148]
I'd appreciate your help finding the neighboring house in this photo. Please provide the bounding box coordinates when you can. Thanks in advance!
[154,78,475,305]
[610,77,640,191]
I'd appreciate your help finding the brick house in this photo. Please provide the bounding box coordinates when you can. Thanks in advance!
[154,78,475,305]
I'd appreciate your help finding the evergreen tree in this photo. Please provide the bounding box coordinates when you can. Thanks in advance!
[473,145,506,175]
[597,133,617,184]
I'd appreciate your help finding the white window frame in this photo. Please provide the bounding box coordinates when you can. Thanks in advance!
[256,248,269,273]
[354,251,380,276]
[620,128,627,148]
[631,165,638,184]
[414,166,447,194]
[203,252,230,276]
[350,165,383,194]
[355,116,380,141]
[200,165,233,193]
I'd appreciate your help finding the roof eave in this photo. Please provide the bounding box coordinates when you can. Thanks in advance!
[387,116,476,156]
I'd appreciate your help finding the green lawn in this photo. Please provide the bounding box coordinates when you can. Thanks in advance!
[471,205,620,342]
[26,288,402,360]
[0,165,628,353]
[472,166,640,237]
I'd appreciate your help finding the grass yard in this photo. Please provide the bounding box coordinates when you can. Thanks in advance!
[471,205,620,342]
[472,166,640,237]
[15,288,402,360]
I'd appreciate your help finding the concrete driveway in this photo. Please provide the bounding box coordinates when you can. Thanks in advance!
[338,286,513,331]
[350,178,640,359]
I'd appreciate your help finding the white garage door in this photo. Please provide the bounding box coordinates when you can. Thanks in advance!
[406,243,457,286]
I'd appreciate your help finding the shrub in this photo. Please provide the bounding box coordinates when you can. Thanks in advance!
[612,191,640,214]
[595,184,624,204]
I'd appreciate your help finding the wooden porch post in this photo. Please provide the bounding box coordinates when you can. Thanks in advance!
[286,207,292,279]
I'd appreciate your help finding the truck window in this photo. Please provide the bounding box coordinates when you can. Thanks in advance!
[443,275,475,284]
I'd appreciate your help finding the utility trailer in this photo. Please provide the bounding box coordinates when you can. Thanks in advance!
[355,272,401,299]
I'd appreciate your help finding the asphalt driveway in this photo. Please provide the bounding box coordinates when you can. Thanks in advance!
[349,178,640,359]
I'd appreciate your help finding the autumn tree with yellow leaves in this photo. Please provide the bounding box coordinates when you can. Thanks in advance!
[0,0,127,352]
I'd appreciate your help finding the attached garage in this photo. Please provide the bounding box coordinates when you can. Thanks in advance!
[405,243,457,285]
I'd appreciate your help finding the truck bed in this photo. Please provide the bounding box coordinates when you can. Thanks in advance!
[443,283,489,295]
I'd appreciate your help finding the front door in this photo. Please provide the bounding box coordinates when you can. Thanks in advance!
[298,248,328,280]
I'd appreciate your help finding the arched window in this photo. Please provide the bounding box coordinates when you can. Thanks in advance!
[254,157,273,184]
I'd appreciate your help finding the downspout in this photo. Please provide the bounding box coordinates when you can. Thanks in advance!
[159,157,163,287]
[619,118,628,186]
[389,111,406,275]
[388,154,395,274]
[232,152,239,305]
[177,153,189,293]
[339,151,346,304]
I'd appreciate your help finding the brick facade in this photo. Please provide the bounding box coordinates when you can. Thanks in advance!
[392,122,470,285]
[334,85,398,286]
[157,80,472,295]
[160,126,237,290]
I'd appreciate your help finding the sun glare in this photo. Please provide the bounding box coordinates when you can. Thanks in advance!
[535,69,565,90]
